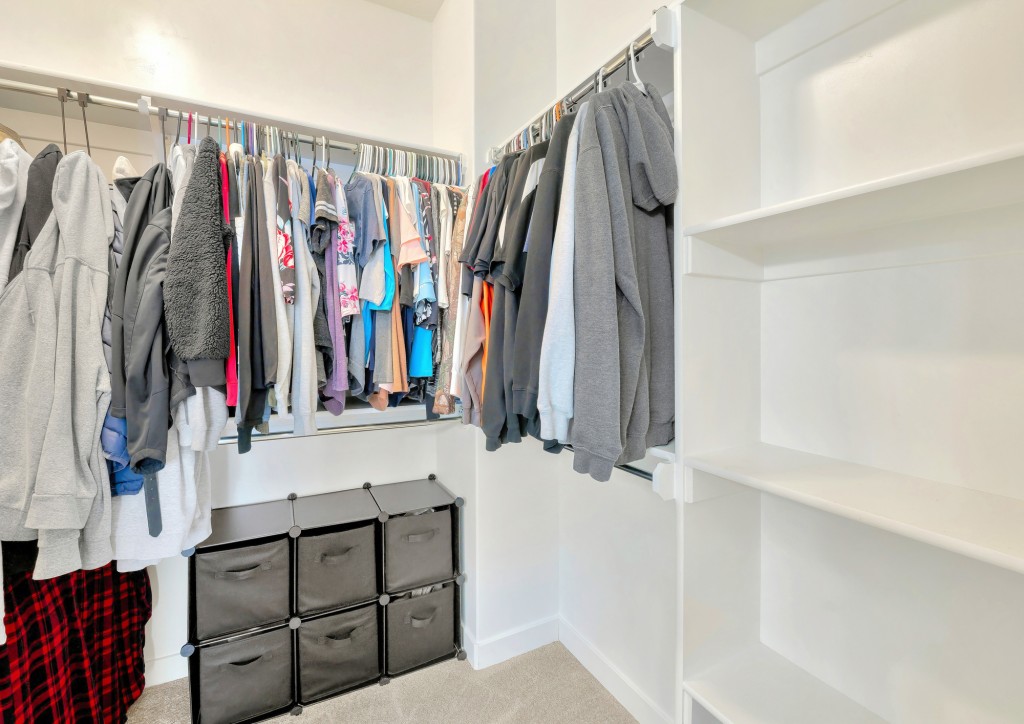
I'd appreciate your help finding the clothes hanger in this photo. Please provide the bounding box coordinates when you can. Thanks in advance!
[57,89,69,153]
[629,43,648,94]
[77,92,92,156]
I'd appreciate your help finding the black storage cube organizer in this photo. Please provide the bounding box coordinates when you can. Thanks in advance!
[299,604,381,702]
[293,488,381,614]
[370,479,458,593]
[184,477,463,723]
[192,500,295,641]
[385,584,456,675]
[195,627,293,724]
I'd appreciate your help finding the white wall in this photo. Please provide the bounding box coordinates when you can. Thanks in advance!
[554,0,664,96]
[0,0,435,148]
[559,464,677,723]
[472,0,556,171]
[432,0,476,172]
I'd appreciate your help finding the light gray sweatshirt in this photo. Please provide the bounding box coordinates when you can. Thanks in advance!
[569,84,677,482]
[0,151,114,578]
[538,102,589,444]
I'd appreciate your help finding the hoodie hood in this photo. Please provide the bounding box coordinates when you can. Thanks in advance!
[0,139,32,292]
[53,151,114,271]
[614,82,677,211]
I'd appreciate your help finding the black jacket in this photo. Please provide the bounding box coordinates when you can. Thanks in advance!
[110,164,177,474]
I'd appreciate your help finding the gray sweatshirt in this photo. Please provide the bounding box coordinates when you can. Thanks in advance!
[569,84,677,481]
[0,151,115,578]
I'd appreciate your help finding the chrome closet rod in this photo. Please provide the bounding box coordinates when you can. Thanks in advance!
[490,27,655,161]
[216,417,459,446]
[0,77,462,161]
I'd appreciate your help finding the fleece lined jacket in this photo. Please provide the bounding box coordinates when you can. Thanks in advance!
[165,136,233,387]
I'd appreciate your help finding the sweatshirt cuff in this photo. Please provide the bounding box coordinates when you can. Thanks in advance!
[646,421,674,449]
[25,494,92,531]
[571,447,616,483]
[131,450,166,475]
[538,407,571,445]
[32,533,82,580]
[188,358,227,388]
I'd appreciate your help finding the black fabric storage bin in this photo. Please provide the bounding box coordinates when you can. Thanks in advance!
[384,509,453,592]
[299,605,380,702]
[198,627,292,724]
[386,586,455,675]
[297,525,377,615]
[195,538,290,639]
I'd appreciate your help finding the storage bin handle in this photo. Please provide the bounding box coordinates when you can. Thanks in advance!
[318,546,357,565]
[226,652,272,668]
[404,529,438,544]
[317,624,371,648]
[406,610,437,629]
[214,561,271,580]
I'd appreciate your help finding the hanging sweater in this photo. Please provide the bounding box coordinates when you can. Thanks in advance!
[268,154,293,413]
[569,84,677,481]
[288,160,319,435]
[0,139,31,294]
[0,152,114,579]
[538,102,589,445]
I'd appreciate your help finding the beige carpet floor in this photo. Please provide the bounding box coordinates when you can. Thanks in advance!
[127,642,636,723]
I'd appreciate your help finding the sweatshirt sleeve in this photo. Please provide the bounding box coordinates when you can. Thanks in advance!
[568,136,621,481]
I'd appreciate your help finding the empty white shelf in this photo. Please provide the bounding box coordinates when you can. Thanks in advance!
[683,145,1024,248]
[684,644,884,724]
[685,442,1024,575]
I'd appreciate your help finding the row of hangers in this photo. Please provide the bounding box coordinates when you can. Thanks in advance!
[493,41,649,165]
[354,142,462,186]
[47,87,462,187]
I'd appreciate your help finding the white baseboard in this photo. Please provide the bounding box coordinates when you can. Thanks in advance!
[559,617,673,724]
[463,615,560,670]
[145,653,189,687]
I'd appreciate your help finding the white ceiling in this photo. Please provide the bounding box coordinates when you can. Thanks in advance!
[364,0,445,21]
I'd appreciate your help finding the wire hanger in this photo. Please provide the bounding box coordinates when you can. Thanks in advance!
[57,88,70,154]
[77,92,92,156]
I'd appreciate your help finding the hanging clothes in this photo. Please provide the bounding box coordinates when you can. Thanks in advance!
[0,139,32,293]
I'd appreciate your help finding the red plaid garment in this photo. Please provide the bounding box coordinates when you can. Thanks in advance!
[0,563,152,724]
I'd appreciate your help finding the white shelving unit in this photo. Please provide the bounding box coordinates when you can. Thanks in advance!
[674,0,1024,721]
[685,443,1024,575]
[684,645,884,724]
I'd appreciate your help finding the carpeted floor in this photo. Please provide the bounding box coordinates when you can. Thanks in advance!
[127,642,636,723]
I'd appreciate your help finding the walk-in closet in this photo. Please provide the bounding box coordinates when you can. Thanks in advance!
[0,0,1020,722]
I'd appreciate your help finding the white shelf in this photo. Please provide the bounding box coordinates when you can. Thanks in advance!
[684,442,1024,575]
[683,145,1024,250]
[684,644,884,724]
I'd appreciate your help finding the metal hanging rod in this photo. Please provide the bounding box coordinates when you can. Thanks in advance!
[0,76,462,163]
[488,5,676,165]
[487,28,655,164]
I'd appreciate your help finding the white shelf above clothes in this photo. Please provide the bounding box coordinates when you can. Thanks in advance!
[682,144,1024,280]
[684,442,1024,576]
[684,644,885,724]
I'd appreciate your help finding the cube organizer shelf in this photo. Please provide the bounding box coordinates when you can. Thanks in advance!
[180,476,465,724]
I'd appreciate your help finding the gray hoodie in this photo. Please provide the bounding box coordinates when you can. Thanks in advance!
[570,84,677,481]
[0,151,114,578]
